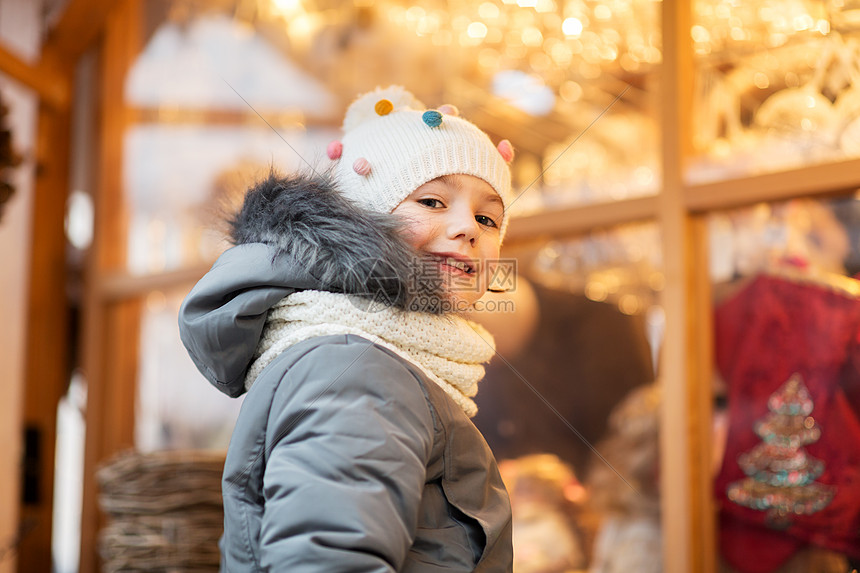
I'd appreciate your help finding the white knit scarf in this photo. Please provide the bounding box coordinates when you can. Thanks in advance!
[244,290,497,417]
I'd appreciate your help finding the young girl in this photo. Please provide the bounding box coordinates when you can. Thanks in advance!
[179,86,515,571]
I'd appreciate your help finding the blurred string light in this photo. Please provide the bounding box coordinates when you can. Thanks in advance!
[562,17,584,37]
[691,0,834,56]
[259,0,661,115]
[248,0,664,204]
[532,223,663,315]
[688,0,860,179]
[493,69,556,115]
[269,0,304,17]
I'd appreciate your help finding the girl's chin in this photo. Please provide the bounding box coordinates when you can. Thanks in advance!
[445,291,483,310]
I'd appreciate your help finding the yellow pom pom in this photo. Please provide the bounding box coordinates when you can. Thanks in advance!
[343,86,423,131]
[375,99,393,116]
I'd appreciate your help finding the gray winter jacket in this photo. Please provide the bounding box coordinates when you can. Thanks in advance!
[178,173,513,572]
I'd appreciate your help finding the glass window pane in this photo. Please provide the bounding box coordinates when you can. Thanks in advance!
[136,287,243,452]
[123,123,337,274]
[125,14,339,114]
[708,195,860,570]
[0,0,42,63]
[470,222,664,571]
[689,2,860,183]
[122,3,663,273]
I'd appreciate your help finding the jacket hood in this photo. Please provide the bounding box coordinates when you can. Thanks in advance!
[179,171,444,398]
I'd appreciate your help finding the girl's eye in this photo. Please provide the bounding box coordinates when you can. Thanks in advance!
[476,215,498,228]
[418,198,443,208]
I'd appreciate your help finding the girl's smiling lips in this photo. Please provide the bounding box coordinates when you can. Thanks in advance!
[430,252,478,275]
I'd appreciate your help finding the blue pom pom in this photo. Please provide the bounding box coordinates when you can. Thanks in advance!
[422,110,443,128]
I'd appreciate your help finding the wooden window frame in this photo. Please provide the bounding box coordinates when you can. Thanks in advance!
[7,0,860,571]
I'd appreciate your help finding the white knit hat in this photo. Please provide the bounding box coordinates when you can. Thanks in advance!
[327,86,515,236]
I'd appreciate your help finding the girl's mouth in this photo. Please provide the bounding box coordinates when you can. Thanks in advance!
[441,257,474,275]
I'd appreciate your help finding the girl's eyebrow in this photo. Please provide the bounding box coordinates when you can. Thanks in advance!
[438,175,502,209]
[482,192,504,209]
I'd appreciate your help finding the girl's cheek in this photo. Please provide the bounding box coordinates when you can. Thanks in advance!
[409,219,441,249]
[402,222,438,252]
[398,228,424,251]
[392,210,428,248]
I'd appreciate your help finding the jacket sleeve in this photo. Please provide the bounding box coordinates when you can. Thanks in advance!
[259,338,436,572]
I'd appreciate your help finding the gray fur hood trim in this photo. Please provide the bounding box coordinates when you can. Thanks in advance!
[229,170,441,310]
[179,171,442,398]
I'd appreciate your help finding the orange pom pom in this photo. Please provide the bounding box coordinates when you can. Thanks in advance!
[374,99,393,116]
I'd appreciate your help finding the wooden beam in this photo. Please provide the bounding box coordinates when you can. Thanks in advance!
[97,264,213,301]
[0,42,69,109]
[17,92,72,573]
[78,283,105,573]
[658,1,698,572]
[79,0,142,570]
[687,214,718,573]
[128,107,340,128]
[685,157,860,213]
[0,0,119,109]
[79,299,140,573]
[42,0,121,65]
[504,195,659,245]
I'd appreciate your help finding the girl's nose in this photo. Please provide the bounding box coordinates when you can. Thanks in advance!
[447,209,478,245]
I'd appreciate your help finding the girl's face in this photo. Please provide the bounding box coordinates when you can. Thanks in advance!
[392,174,504,309]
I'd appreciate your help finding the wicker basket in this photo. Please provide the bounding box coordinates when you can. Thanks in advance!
[96,450,226,572]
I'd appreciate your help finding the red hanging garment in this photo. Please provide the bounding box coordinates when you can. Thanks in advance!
[714,273,860,573]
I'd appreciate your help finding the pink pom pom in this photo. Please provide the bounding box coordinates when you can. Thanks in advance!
[353,157,372,176]
[437,104,460,117]
[497,139,514,163]
[327,140,343,160]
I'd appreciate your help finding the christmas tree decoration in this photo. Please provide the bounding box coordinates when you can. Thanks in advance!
[727,373,836,529]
